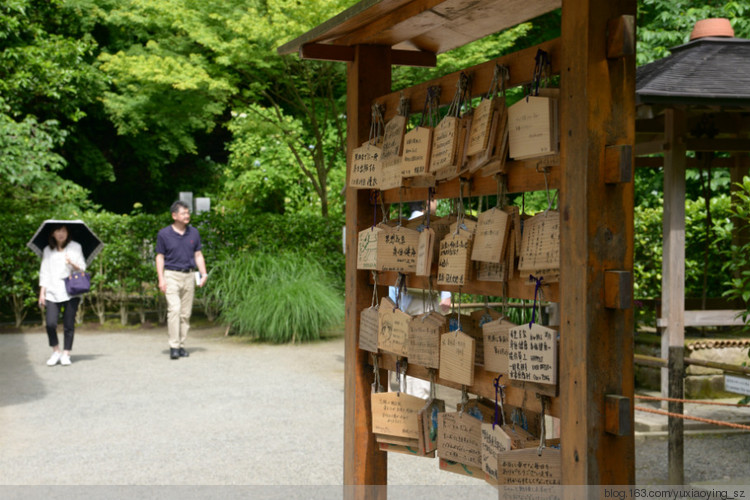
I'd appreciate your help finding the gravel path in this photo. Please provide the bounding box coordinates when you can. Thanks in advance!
[0,326,748,497]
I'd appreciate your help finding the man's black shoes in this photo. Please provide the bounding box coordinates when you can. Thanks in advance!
[170,348,179,360]
[178,348,189,357]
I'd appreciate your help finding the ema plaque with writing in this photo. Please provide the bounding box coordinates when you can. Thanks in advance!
[371,392,425,439]
[508,323,557,386]
[377,225,419,274]
[438,411,483,469]
[483,317,516,373]
[518,210,560,272]
[349,142,382,189]
[439,330,475,386]
[437,231,473,287]
[471,207,511,263]
[401,126,432,177]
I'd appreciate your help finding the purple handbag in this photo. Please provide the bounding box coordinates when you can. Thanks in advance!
[65,271,91,295]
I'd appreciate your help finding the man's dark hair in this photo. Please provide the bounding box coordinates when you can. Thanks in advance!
[171,200,190,214]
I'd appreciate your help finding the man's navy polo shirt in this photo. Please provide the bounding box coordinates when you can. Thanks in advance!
[156,225,202,270]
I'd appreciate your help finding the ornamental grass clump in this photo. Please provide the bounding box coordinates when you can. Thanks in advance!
[211,251,343,343]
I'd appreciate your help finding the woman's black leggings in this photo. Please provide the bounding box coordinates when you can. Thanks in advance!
[45,297,81,351]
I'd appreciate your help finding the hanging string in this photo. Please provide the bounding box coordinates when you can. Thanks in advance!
[493,374,505,429]
[397,187,404,226]
[397,92,410,117]
[425,187,434,228]
[370,104,385,143]
[371,271,379,308]
[531,49,551,98]
[429,370,437,400]
[529,274,544,328]
[495,174,507,209]
[379,188,388,224]
[370,190,379,229]
[371,354,382,393]
[421,86,441,128]
[537,395,548,456]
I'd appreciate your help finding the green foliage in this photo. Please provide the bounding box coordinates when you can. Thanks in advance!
[0,107,94,215]
[209,251,344,343]
[637,0,750,65]
[0,215,45,326]
[722,176,750,327]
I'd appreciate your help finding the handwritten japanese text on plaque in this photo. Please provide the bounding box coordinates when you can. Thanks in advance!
[371,392,425,439]
[438,412,483,468]
[518,211,560,272]
[508,323,557,385]
[401,127,432,177]
[349,142,381,189]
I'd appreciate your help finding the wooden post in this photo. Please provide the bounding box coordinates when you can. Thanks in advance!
[344,45,392,498]
[661,108,686,485]
[559,0,636,488]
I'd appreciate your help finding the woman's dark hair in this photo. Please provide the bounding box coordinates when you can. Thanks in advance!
[48,224,71,250]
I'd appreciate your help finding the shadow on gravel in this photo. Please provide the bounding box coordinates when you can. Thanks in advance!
[0,333,46,408]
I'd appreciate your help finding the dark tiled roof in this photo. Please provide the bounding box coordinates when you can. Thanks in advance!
[636,37,750,106]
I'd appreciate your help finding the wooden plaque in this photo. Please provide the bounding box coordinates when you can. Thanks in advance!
[371,392,426,439]
[496,447,562,485]
[437,411,483,468]
[415,227,435,277]
[381,115,407,161]
[508,323,558,386]
[481,422,513,483]
[408,312,444,369]
[401,126,432,177]
[379,156,403,191]
[507,95,559,160]
[518,210,560,272]
[358,306,380,353]
[437,231,473,287]
[349,142,382,189]
[418,398,445,454]
[378,299,411,357]
[466,98,495,156]
[357,226,383,270]
[483,317,516,373]
[471,207,511,263]
[429,116,459,172]
[439,330,475,386]
[376,225,419,274]
[476,260,507,282]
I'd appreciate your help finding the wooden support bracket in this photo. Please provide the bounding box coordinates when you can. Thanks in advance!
[607,15,635,59]
[605,394,631,436]
[604,144,633,184]
[300,43,437,67]
[604,270,633,310]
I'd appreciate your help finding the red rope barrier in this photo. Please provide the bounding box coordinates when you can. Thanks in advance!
[635,394,750,407]
[634,405,750,431]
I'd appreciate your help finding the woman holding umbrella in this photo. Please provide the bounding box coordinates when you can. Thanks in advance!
[38,223,87,366]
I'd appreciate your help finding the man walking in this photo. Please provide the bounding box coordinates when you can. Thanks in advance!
[156,201,207,359]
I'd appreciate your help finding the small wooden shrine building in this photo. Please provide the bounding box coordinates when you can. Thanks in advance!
[635,18,750,484]
[280,0,637,494]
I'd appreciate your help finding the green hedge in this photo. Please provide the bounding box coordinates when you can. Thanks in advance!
[0,210,345,327]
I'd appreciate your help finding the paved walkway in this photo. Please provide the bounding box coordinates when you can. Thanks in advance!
[1,326,749,497]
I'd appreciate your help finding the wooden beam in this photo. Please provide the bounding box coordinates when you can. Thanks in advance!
[375,38,562,118]
[605,395,632,436]
[299,43,437,67]
[606,15,635,59]
[635,156,735,169]
[604,144,633,184]
[380,162,561,204]
[661,108,686,485]
[560,0,636,487]
[344,45,392,496]
[685,138,750,152]
[604,270,633,310]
